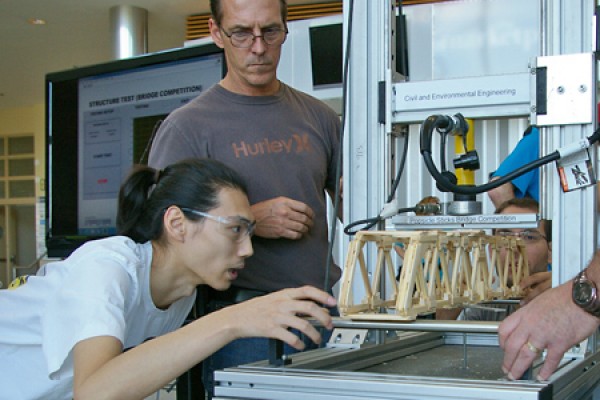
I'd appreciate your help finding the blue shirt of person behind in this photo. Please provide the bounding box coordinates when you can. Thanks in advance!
[492,126,539,202]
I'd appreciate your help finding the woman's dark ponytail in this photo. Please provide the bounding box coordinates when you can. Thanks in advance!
[117,158,247,243]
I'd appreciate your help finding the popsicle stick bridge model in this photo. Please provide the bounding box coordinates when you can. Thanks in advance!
[338,230,529,321]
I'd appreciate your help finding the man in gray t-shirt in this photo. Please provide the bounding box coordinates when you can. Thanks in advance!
[148,0,342,396]
[150,83,341,293]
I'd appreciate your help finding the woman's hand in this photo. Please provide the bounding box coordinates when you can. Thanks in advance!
[227,286,336,349]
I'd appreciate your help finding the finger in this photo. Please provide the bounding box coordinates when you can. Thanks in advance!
[277,297,334,333]
[260,208,309,225]
[290,201,315,219]
[285,209,314,227]
[506,340,542,380]
[275,225,306,240]
[255,217,309,240]
[282,200,315,221]
[293,286,338,308]
[261,207,314,236]
[283,315,322,345]
[498,312,521,349]
[536,349,562,380]
[289,300,333,327]
[284,218,312,233]
[272,327,307,351]
[499,315,529,375]
[263,307,322,347]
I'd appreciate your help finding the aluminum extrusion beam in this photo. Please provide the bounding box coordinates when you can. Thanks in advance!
[329,318,499,334]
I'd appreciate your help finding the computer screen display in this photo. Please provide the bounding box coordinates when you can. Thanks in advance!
[46,44,224,257]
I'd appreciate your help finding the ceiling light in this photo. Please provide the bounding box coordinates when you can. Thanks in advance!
[27,18,46,25]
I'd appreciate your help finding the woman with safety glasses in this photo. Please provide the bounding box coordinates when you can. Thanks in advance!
[0,158,336,400]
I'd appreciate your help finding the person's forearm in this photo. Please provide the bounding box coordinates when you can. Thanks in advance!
[487,180,515,208]
[75,286,336,400]
[75,311,237,400]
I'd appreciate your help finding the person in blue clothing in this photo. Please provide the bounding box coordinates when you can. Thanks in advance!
[488,126,539,208]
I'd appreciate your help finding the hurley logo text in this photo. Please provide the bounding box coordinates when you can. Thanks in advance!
[232,133,312,158]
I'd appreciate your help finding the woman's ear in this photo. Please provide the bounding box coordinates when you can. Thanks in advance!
[163,206,186,242]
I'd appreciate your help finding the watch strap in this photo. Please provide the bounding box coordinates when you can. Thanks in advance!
[574,269,600,318]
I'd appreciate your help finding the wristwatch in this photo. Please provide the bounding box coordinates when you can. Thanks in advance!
[572,269,600,318]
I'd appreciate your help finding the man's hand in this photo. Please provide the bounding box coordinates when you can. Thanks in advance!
[499,282,599,380]
[251,197,314,239]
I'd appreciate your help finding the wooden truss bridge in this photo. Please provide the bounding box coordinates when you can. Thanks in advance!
[338,230,529,321]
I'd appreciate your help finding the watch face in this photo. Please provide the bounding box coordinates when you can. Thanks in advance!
[574,281,594,305]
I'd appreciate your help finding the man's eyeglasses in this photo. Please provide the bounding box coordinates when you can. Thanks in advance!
[181,207,255,243]
[220,27,288,48]
[496,230,547,243]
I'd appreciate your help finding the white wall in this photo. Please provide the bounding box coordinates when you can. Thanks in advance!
[277,14,343,114]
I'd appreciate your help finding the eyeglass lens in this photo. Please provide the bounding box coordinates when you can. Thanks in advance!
[218,217,255,242]
[181,208,255,243]
[496,230,544,242]
[224,28,287,48]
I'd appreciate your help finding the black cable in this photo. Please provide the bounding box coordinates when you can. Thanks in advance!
[589,126,600,144]
[440,130,448,172]
[386,130,410,203]
[343,207,416,236]
[422,149,559,194]
[343,217,382,235]
[420,121,600,195]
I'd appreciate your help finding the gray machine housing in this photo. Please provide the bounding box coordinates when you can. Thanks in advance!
[214,326,600,399]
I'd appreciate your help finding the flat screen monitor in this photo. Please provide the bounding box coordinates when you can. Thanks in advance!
[46,44,225,258]
[309,23,343,88]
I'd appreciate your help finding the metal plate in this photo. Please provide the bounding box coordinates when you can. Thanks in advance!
[533,53,594,126]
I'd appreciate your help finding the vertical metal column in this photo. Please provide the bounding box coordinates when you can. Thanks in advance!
[539,0,597,285]
[109,5,148,60]
[343,1,395,303]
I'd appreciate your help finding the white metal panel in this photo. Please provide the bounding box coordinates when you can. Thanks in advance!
[277,14,344,113]
[403,0,540,81]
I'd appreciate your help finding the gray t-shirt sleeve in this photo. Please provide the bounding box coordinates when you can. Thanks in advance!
[148,118,207,169]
